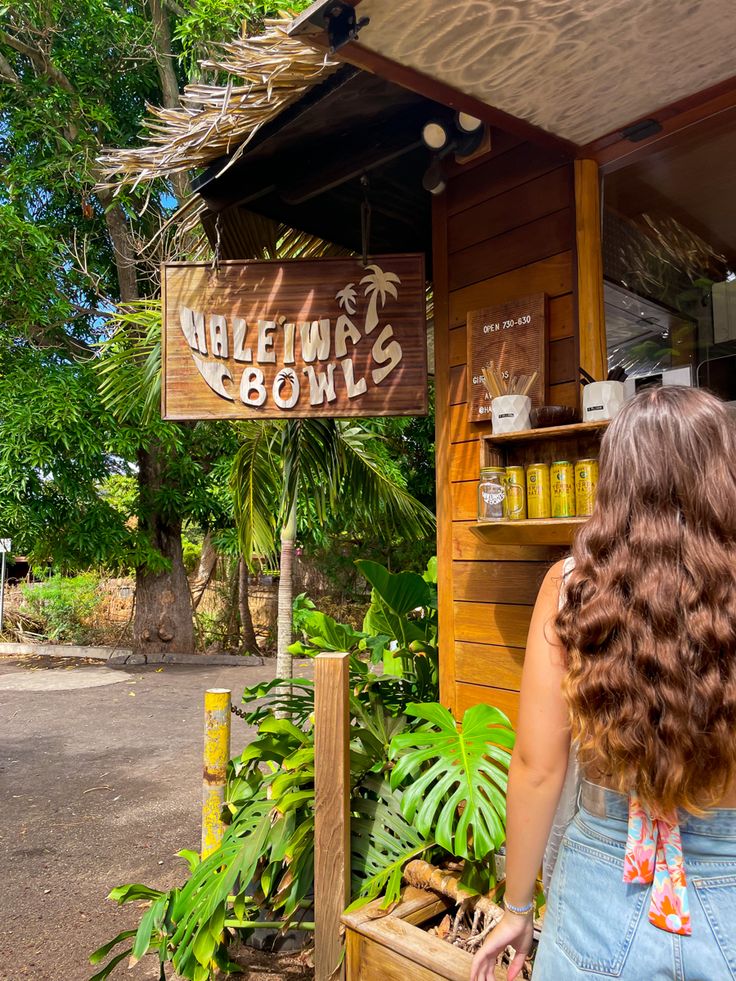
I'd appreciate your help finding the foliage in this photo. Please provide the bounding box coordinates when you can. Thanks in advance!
[20,573,102,643]
[391,702,514,871]
[230,417,436,568]
[90,557,514,980]
[0,346,132,569]
[290,556,438,710]
[0,1,231,593]
[382,382,436,510]
[181,536,203,575]
[174,0,312,78]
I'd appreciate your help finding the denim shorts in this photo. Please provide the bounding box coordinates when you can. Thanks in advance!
[533,786,736,980]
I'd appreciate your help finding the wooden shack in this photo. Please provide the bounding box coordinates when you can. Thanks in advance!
[284,0,736,722]
[105,1,736,723]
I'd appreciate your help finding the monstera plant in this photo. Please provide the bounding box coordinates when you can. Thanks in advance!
[89,558,514,980]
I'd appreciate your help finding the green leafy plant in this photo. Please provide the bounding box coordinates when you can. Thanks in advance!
[20,573,102,643]
[89,558,513,979]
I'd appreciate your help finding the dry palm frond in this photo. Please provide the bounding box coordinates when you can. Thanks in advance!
[97,19,339,193]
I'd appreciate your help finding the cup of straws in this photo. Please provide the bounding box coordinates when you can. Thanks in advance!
[481,362,538,434]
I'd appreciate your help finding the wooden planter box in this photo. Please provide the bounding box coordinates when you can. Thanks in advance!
[342,887,506,981]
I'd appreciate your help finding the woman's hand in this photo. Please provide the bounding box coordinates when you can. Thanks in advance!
[470,911,534,981]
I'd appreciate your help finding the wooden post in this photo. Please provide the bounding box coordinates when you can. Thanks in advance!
[575,158,607,385]
[201,688,231,858]
[314,653,351,981]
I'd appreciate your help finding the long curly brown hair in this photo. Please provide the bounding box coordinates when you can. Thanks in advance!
[556,386,736,814]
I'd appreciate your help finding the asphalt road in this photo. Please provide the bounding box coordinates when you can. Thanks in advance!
[0,653,289,981]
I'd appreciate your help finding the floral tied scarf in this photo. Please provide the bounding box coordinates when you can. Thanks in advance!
[623,794,691,935]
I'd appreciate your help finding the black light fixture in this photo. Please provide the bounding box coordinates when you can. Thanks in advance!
[621,118,662,143]
[422,157,446,196]
[323,2,370,53]
[421,113,486,194]
[421,120,450,151]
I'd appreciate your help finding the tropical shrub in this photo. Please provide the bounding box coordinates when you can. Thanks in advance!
[20,573,102,643]
[89,558,514,980]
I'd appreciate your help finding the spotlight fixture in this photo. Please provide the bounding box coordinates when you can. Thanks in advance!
[421,120,450,151]
[456,111,483,134]
[421,113,486,193]
[422,157,446,196]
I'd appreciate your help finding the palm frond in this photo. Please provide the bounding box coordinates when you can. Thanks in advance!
[279,419,341,525]
[96,301,162,424]
[230,420,281,565]
[336,422,436,540]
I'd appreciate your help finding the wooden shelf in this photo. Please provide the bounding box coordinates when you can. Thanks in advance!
[471,517,587,544]
[482,420,609,445]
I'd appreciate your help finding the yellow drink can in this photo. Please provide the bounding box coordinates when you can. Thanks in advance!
[551,460,576,518]
[505,465,526,521]
[575,459,599,516]
[526,463,550,519]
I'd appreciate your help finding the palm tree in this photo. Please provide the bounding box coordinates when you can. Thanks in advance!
[230,418,435,681]
[335,283,357,314]
[360,264,401,334]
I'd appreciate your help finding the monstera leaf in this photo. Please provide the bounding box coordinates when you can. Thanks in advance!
[389,703,515,862]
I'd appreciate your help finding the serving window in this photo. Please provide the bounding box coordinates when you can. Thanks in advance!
[602,111,736,401]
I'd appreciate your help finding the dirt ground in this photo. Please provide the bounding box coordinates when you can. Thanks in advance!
[0,653,314,981]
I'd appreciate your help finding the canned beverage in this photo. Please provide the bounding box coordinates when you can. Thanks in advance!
[505,465,526,521]
[551,460,576,518]
[575,459,599,516]
[526,463,551,519]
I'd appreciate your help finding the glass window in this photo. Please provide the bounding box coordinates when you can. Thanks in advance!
[602,113,736,400]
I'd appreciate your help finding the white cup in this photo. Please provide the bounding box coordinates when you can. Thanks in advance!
[583,381,625,422]
[491,395,531,434]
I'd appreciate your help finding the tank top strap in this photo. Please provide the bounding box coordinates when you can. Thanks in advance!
[623,794,691,935]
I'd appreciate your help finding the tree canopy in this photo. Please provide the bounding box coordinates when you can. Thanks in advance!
[0,0,436,654]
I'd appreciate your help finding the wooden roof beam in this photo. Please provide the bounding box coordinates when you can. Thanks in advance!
[197,107,433,213]
[289,14,578,159]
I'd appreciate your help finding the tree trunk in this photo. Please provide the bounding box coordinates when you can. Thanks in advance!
[276,499,297,680]
[238,558,260,656]
[97,187,140,307]
[191,529,217,610]
[146,0,191,207]
[133,442,195,655]
[223,557,240,650]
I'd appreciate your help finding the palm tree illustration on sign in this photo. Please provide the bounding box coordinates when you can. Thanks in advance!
[360,264,401,334]
[335,283,358,314]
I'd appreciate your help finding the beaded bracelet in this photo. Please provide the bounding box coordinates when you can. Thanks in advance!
[504,897,534,916]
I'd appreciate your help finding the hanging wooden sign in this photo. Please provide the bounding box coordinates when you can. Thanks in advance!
[161,255,427,419]
[466,293,548,423]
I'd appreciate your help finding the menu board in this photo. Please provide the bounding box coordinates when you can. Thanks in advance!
[466,293,548,423]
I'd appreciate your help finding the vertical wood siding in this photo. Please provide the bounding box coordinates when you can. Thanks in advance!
[435,136,577,718]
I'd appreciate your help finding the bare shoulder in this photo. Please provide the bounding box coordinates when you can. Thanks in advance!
[538,558,571,603]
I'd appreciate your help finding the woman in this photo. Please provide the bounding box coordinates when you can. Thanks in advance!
[472,386,736,981]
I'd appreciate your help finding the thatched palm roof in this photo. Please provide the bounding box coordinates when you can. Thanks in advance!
[98,20,338,192]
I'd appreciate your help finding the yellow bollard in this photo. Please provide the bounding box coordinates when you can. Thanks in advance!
[202,688,231,858]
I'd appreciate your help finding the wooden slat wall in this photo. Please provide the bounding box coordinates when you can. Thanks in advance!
[434,136,576,718]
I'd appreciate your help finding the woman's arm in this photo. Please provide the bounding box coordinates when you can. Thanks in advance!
[471,560,571,981]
